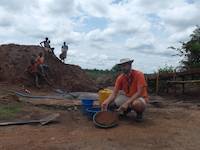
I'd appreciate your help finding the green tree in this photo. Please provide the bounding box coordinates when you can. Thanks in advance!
[170,26,200,70]
[158,64,174,73]
[111,64,121,73]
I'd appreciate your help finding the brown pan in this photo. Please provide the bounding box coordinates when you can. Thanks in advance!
[93,111,119,128]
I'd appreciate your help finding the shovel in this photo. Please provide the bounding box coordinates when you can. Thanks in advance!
[0,113,60,126]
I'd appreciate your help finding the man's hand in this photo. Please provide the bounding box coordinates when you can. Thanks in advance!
[117,102,129,112]
[101,100,109,111]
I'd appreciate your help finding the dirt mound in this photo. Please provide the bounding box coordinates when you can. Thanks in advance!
[0,44,97,92]
[96,75,115,89]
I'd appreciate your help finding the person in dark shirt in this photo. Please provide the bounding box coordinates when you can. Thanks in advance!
[40,37,54,54]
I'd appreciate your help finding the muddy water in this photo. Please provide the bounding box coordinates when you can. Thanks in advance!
[95,111,118,125]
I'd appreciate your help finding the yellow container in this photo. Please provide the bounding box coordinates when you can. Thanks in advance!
[98,89,112,105]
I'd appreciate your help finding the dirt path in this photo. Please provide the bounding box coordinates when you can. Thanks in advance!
[0,106,200,150]
[0,84,200,150]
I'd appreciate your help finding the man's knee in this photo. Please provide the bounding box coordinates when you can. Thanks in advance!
[131,98,146,113]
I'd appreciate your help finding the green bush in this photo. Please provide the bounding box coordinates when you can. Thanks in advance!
[158,64,174,73]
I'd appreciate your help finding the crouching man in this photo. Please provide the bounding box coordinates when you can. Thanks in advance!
[101,58,148,122]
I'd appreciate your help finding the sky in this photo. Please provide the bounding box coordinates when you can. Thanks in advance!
[0,0,200,73]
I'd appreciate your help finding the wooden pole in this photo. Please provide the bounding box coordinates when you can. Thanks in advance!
[156,72,159,95]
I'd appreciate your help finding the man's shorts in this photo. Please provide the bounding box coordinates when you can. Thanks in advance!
[114,94,147,107]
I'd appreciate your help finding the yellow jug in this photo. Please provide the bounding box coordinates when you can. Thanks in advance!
[98,89,112,105]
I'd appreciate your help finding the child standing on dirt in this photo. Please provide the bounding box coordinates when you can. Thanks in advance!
[26,58,40,88]
[35,52,51,86]
[59,42,68,62]
[35,52,45,75]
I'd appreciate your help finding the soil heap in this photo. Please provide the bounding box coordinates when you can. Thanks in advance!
[0,44,97,92]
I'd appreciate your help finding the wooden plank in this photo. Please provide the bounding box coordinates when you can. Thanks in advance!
[146,68,200,81]
[0,113,60,126]
[167,80,200,84]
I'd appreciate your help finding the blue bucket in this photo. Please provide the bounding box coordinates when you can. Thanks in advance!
[86,107,101,120]
[81,99,94,105]
[81,99,94,115]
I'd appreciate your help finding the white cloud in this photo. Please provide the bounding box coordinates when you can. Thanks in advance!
[159,2,200,31]
[77,0,111,17]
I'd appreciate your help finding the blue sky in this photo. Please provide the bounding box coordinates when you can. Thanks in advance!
[74,17,109,32]
[0,0,200,73]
